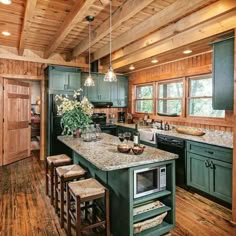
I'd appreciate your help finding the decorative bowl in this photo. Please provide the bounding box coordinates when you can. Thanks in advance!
[132,145,145,155]
[117,144,132,153]
[176,127,205,136]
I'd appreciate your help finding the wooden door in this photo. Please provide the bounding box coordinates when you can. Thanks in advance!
[3,79,31,165]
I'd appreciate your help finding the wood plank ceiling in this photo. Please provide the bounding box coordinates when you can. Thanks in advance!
[0,0,236,73]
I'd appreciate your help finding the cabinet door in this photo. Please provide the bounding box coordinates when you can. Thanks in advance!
[97,74,111,101]
[111,81,118,106]
[213,37,234,110]
[117,76,128,107]
[49,69,68,91]
[187,152,209,193]
[209,159,232,203]
[68,72,81,91]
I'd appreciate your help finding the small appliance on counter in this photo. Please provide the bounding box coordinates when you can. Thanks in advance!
[127,113,133,124]
[118,111,126,123]
[91,113,117,136]
[108,113,116,124]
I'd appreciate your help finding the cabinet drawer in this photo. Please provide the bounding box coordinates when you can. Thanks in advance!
[187,141,232,164]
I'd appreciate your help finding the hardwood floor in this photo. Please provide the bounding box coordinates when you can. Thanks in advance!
[0,152,236,236]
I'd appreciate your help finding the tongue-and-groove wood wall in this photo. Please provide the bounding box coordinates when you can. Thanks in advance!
[128,52,234,132]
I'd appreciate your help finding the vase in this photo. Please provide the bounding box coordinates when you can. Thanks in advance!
[73,128,82,138]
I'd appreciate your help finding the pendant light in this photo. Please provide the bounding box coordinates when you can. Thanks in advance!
[104,0,117,82]
[84,16,95,87]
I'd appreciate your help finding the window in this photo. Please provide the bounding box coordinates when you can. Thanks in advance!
[135,84,153,113]
[157,80,183,115]
[188,75,225,118]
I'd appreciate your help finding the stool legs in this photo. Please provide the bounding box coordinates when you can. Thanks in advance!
[55,172,59,214]
[50,163,55,205]
[67,188,72,236]
[76,197,81,236]
[105,189,110,236]
[60,177,65,228]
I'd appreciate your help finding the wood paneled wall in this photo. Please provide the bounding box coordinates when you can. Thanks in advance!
[128,52,234,132]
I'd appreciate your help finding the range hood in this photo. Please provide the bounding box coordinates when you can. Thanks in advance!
[91,101,113,108]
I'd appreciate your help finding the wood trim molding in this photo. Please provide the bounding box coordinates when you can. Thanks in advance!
[0,74,44,81]
[40,79,46,160]
[232,29,236,223]
[0,77,3,166]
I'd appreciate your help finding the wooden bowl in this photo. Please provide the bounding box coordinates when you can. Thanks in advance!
[132,145,145,155]
[117,144,131,153]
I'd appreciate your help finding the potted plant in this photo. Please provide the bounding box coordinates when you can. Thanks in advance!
[55,89,93,137]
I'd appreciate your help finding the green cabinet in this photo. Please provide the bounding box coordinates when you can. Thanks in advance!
[82,72,111,102]
[81,72,128,107]
[111,75,129,107]
[47,65,81,94]
[187,141,232,203]
[212,37,234,110]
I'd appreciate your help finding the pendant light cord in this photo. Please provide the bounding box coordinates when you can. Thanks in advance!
[89,21,91,76]
[109,0,112,68]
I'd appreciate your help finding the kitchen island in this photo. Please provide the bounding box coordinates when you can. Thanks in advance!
[58,134,178,236]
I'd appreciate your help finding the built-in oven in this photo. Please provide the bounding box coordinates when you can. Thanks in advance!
[134,166,166,198]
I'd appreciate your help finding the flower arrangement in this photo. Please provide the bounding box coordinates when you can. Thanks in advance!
[55,89,93,135]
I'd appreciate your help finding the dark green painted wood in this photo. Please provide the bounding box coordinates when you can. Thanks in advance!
[97,74,111,101]
[133,206,171,223]
[209,159,232,203]
[81,72,98,101]
[47,65,81,94]
[187,141,232,164]
[187,152,209,193]
[212,37,234,110]
[117,76,128,107]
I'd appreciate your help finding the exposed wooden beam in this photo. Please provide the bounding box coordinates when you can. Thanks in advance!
[71,0,154,59]
[18,0,37,56]
[44,0,95,59]
[112,10,236,69]
[92,0,217,62]
[0,46,88,69]
[108,0,236,64]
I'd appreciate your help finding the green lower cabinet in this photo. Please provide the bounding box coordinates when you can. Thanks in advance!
[187,152,209,193]
[209,159,232,203]
[186,142,232,204]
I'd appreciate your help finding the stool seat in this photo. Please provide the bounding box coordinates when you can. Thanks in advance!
[47,154,71,165]
[56,164,86,178]
[69,178,105,200]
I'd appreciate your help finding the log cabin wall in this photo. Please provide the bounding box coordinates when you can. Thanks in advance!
[128,52,234,132]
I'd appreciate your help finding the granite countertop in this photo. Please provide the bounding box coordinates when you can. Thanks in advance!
[58,134,178,171]
[116,123,233,149]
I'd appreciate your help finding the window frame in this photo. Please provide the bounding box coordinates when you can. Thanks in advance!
[134,83,155,114]
[156,78,185,117]
[187,74,225,119]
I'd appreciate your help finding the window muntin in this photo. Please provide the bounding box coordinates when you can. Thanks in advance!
[188,76,225,118]
[135,84,153,113]
[157,80,183,115]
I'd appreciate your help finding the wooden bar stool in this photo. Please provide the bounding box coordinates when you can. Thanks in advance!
[46,154,72,205]
[55,164,87,228]
[67,178,110,236]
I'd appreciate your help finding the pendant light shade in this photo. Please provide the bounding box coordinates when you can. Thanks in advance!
[84,15,95,87]
[104,0,117,82]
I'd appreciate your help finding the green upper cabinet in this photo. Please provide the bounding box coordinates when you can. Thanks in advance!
[82,72,128,107]
[212,37,234,110]
[47,65,81,94]
[111,75,128,107]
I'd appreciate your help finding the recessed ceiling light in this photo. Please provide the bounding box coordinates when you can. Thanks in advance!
[0,0,12,4]
[151,58,159,63]
[129,64,135,70]
[183,49,192,54]
[2,31,11,36]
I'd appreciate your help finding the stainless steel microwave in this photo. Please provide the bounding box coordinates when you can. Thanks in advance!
[134,165,166,199]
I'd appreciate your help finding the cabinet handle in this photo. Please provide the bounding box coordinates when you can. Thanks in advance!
[210,161,215,169]
[206,150,214,155]
[204,160,210,168]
